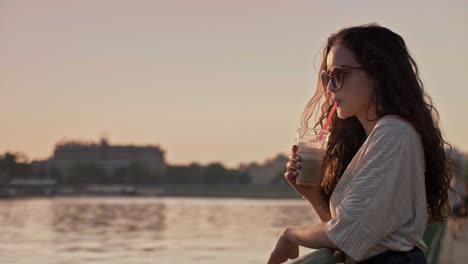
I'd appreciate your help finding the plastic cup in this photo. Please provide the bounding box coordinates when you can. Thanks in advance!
[295,128,330,186]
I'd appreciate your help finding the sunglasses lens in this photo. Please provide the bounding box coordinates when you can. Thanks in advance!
[331,68,343,90]
[320,71,329,88]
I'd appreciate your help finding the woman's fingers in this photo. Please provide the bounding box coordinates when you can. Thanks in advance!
[284,170,298,179]
[295,154,302,162]
[292,145,298,154]
[286,161,301,171]
[285,145,301,187]
[288,154,302,163]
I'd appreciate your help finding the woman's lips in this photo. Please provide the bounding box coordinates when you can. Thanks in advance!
[334,99,342,106]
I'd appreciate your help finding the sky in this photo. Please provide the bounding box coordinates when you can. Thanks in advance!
[1,0,467,168]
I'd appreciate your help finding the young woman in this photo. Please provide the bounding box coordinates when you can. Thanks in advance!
[267,24,453,264]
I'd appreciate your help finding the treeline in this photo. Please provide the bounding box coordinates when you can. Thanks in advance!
[166,163,251,184]
[55,162,252,185]
[0,152,253,186]
[0,152,33,182]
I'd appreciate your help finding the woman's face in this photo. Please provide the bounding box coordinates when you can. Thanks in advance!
[325,45,376,120]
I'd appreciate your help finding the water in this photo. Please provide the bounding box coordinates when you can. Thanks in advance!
[0,197,320,264]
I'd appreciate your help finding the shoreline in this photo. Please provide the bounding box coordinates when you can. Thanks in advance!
[0,183,301,200]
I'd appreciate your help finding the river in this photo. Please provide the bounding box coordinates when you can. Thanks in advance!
[0,197,320,264]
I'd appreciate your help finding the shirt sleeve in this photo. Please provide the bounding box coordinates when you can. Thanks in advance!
[325,123,413,261]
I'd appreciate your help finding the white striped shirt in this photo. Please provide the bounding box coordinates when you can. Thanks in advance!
[325,116,428,263]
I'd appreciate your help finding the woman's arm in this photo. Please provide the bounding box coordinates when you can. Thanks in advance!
[284,222,337,249]
[267,222,339,264]
[303,187,332,222]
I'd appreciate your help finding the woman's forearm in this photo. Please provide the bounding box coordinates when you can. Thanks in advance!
[284,222,337,250]
[304,188,332,222]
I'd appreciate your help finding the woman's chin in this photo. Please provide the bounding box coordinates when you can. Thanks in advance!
[336,109,347,119]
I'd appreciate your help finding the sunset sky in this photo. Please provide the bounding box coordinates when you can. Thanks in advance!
[1,0,467,168]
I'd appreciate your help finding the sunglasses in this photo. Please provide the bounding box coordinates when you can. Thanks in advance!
[321,65,366,92]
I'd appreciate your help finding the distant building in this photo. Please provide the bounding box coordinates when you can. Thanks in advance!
[239,154,288,185]
[47,138,167,180]
[0,170,7,184]
[31,160,48,177]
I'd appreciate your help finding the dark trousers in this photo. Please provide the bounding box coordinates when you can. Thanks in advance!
[358,247,428,264]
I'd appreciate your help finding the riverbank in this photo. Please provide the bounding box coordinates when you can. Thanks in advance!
[1,183,301,199]
[159,183,299,199]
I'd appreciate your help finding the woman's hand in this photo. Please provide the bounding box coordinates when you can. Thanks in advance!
[284,145,321,199]
[267,229,299,264]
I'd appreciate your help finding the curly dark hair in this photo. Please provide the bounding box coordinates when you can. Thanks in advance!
[301,24,454,223]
